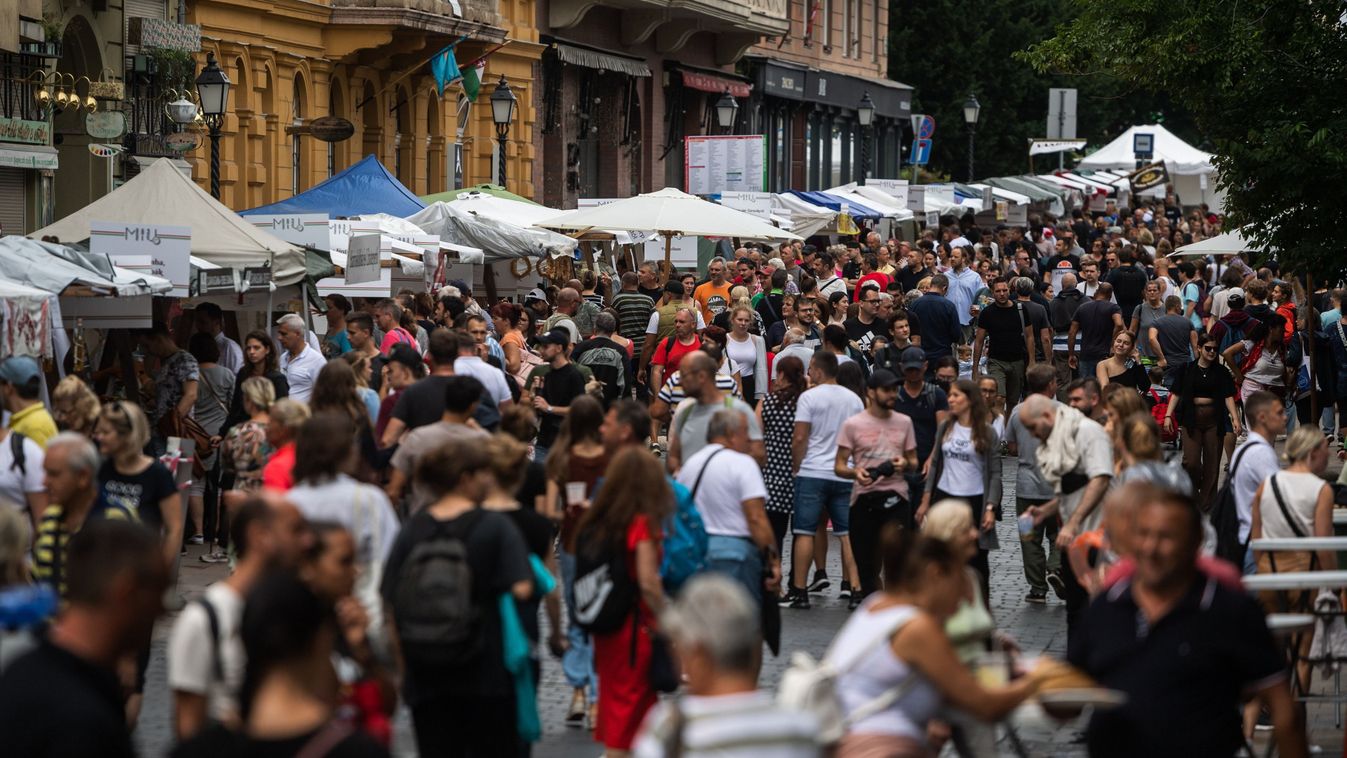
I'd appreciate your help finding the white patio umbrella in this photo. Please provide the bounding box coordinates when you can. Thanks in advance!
[536,187,801,275]
[1169,227,1271,257]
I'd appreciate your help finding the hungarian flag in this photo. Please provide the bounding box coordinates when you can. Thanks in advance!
[461,61,486,100]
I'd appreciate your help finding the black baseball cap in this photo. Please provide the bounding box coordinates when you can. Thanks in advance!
[899,346,927,371]
[538,328,571,347]
[868,369,901,389]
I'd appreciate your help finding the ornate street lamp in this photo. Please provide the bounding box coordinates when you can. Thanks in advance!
[963,93,981,182]
[195,52,231,199]
[715,88,739,133]
[490,75,517,189]
[857,91,875,180]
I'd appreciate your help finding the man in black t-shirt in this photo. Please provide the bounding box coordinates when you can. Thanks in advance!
[1069,283,1125,380]
[522,329,588,460]
[843,287,883,359]
[0,520,168,758]
[385,332,500,446]
[1105,248,1149,319]
[973,277,1035,406]
[1069,489,1303,758]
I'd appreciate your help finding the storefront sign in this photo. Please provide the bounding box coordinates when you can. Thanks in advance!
[0,116,50,145]
[719,191,773,220]
[90,221,192,297]
[685,135,766,196]
[164,132,200,153]
[345,235,382,285]
[308,116,355,143]
[866,178,908,207]
[249,213,330,250]
[757,61,806,100]
[86,111,127,140]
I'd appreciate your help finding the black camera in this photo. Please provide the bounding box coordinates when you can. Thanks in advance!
[865,461,896,480]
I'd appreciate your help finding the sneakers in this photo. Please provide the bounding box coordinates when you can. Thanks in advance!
[806,571,831,593]
[1046,571,1067,600]
[847,594,863,611]
[839,581,854,600]
[779,587,811,609]
[1025,591,1048,605]
[188,534,205,545]
[199,550,229,564]
[565,690,586,728]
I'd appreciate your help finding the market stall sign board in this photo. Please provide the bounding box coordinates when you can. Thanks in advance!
[249,213,330,250]
[90,221,191,297]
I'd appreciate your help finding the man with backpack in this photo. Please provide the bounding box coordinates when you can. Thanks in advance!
[675,410,780,605]
[639,281,701,391]
[572,312,633,404]
[381,438,534,756]
[167,499,277,739]
[1208,287,1258,353]
[1050,273,1086,392]
[1226,390,1285,575]
[667,352,763,473]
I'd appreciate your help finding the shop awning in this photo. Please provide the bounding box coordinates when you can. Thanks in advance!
[553,42,651,77]
[678,68,752,98]
[786,190,882,221]
[0,144,57,170]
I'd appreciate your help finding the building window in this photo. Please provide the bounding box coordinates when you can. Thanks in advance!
[854,0,863,57]
[822,0,831,48]
[292,78,307,194]
[842,0,850,56]
[872,0,881,61]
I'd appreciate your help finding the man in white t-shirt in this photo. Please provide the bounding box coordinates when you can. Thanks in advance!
[676,410,780,605]
[0,427,45,529]
[784,351,864,610]
[452,330,512,408]
[275,313,327,403]
[168,500,276,739]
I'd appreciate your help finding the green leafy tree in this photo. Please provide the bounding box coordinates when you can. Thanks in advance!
[1021,0,1347,279]
[887,0,1198,181]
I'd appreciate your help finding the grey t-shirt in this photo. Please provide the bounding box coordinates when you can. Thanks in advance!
[1151,314,1195,364]
[1132,302,1166,358]
[674,397,763,464]
[1004,401,1055,500]
[391,421,490,511]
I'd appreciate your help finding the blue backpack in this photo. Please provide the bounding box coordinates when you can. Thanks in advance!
[661,476,708,593]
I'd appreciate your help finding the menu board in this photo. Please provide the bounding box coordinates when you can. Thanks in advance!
[685,135,766,195]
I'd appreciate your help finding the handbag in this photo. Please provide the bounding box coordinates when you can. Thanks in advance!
[158,408,216,478]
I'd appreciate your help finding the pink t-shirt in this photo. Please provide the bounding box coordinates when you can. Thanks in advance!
[379,327,416,355]
[836,410,917,499]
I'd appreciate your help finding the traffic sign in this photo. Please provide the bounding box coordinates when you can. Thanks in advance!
[910,138,932,165]
[918,116,936,140]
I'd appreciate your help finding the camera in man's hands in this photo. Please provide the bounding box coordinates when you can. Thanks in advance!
[865,460,896,481]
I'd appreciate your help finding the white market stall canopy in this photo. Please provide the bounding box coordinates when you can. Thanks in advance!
[407,199,578,263]
[1077,124,1215,175]
[1170,227,1273,258]
[538,188,802,241]
[770,194,837,239]
[826,184,918,220]
[968,183,1032,207]
[29,159,308,285]
[0,237,173,296]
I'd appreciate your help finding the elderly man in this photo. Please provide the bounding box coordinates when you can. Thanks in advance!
[675,410,780,604]
[545,287,584,345]
[667,352,762,472]
[274,314,326,404]
[1018,394,1114,637]
[1068,485,1306,758]
[31,433,134,597]
[772,327,814,382]
[648,307,702,393]
[632,576,820,756]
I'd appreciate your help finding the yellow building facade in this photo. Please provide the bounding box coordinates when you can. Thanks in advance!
[188,0,543,211]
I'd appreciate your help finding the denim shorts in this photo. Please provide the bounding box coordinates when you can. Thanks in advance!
[793,476,853,536]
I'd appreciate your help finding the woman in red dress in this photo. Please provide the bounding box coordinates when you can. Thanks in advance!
[578,447,672,756]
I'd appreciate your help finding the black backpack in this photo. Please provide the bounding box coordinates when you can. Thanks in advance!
[572,525,639,635]
[8,431,26,477]
[1210,444,1254,567]
[391,509,484,666]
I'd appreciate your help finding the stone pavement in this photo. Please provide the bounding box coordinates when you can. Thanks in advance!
[135,450,1347,757]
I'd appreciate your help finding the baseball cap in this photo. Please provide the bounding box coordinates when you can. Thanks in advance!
[899,346,927,371]
[1227,287,1246,305]
[868,368,901,389]
[537,328,571,347]
[663,281,685,297]
[525,288,548,303]
[0,356,41,388]
[385,343,424,372]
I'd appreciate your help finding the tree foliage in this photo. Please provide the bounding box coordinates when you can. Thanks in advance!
[1021,0,1347,281]
[886,0,1198,182]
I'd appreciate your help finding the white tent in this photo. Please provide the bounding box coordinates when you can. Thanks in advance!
[29,159,308,285]
[771,194,837,239]
[0,237,173,297]
[1076,124,1223,208]
[539,188,801,241]
[1170,228,1272,257]
[408,200,578,263]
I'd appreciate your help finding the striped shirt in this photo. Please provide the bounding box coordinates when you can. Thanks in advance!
[32,501,133,598]
[633,691,820,758]
[612,291,656,353]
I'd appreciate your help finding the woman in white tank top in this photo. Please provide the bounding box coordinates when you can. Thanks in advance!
[831,529,1053,757]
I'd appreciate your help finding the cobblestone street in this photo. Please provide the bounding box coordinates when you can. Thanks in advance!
[136,453,1345,757]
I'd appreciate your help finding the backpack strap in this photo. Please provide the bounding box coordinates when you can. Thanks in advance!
[294,720,355,758]
[195,596,225,684]
[1268,473,1307,539]
[688,447,728,502]
[9,431,25,476]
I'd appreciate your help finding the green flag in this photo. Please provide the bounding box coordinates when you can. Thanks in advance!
[462,62,486,100]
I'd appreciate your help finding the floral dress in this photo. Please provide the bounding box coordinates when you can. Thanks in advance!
[221,419,271,493]
[761,392,798,518]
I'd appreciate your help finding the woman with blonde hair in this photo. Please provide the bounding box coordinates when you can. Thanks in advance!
[341,351,380,424]
[1100,381,1147,440]
[94,401,183,571]
[260,398,310,493]
[50,376,100,437]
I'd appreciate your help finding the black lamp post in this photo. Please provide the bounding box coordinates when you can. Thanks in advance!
[490,75,517,189]
[856,91,875,181]
[962,93,981,182]
[195,52,231,200]
[714,89,739,134]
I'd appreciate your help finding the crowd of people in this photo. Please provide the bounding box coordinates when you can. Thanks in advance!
[0,190,1339,757]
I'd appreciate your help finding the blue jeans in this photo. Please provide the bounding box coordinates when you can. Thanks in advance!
[558,550,596,698]
[1079,357,1102,384]
[705,535,763,605]
[793,476,853,535]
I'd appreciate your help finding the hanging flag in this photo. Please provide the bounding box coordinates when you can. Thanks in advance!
[430,45,462,97]
[461,61,486,100]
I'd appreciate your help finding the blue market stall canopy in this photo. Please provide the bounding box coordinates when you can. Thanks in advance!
[786,190,883,221]
[242,155,427,218]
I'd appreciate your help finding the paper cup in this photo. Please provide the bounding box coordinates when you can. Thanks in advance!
[565,482,587,506]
